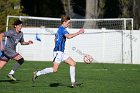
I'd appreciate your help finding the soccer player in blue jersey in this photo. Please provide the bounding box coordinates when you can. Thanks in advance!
[0,19,33,81]
[32,15,84,87]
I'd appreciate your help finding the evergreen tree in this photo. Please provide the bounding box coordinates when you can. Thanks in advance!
[0,0,26,32]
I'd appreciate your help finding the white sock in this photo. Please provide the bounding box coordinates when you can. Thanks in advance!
[70,66,75,83]
[9,70,15,75]
[36,67,53,76]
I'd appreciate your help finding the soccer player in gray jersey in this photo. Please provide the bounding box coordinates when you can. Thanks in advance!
[0,19,33,81]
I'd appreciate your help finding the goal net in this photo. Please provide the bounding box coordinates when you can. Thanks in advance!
[6,16,133,63]
[6,16,133,30]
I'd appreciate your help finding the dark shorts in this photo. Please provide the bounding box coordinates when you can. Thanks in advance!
[0,50,19,62]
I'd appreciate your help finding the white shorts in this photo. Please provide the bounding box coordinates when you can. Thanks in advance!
[53,51,69,64]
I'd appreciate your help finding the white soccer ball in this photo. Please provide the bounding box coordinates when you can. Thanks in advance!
[83,54,93,64]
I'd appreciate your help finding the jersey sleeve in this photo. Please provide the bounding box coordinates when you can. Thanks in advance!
[19,32,24,43]
[3,30,12,37]
[62,29,69,35]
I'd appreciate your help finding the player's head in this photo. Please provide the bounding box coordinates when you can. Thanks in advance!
[13,19,23,31]
[13,19,23,26]
[61,15,70,28]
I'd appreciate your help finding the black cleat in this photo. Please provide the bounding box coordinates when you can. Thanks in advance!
[71,81,83,88]
[32,71,38,82]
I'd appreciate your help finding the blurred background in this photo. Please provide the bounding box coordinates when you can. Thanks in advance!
[0,0,140,32]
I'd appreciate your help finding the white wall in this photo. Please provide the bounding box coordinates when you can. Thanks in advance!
[132,30,140,64]
[17,27,140,64]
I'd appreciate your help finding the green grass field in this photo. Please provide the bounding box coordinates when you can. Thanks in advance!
[0,61,140,93]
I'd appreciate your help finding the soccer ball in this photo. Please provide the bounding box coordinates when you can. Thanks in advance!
[83,54,93,64]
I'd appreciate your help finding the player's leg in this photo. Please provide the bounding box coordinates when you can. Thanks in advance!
[32,51,62,81]
[64,57,76,87]
[32,66,54,81]
[65,57,82,87]
[33,62,59,77]
[8,54,24,81]
[0,60,7,69]
[0,52,8,69]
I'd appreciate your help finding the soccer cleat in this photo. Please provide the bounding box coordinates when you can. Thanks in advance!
[7,74,16,81]
[71,81,82,88]
[32,71,38,82]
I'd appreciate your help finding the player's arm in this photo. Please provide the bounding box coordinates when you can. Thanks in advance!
[20,40,33,45]
[65,29,84,39]
[0,33,5,50]
[20,34,33,45]
[0,33,3,42]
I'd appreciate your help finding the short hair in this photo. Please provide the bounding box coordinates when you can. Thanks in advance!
[61,15,70,24]
[13,19,23,26]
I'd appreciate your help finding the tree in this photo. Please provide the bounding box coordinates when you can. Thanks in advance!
[0,0,25,32]
[119,0,140,29]
[103,0,121,18]
[133,0,140,29]
[98,0,106,18]
[119,0,132,18]
[21,0,65,18]
[84,0,98,28]
[61,0,73,17]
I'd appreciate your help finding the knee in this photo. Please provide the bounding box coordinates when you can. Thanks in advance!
[71,61,76,66]
[0,61,7,69]
[17,58,24,65]
[0,65,4,70]
[0,66,4,69]
[65,57,76,66]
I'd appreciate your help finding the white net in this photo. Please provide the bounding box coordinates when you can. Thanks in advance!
[6,16,133,30]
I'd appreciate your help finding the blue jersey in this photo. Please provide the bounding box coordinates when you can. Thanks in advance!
[53,26,69,52]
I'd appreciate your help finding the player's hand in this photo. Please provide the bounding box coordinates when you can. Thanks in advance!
[78,28,85,34]
[28,40,33,44]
